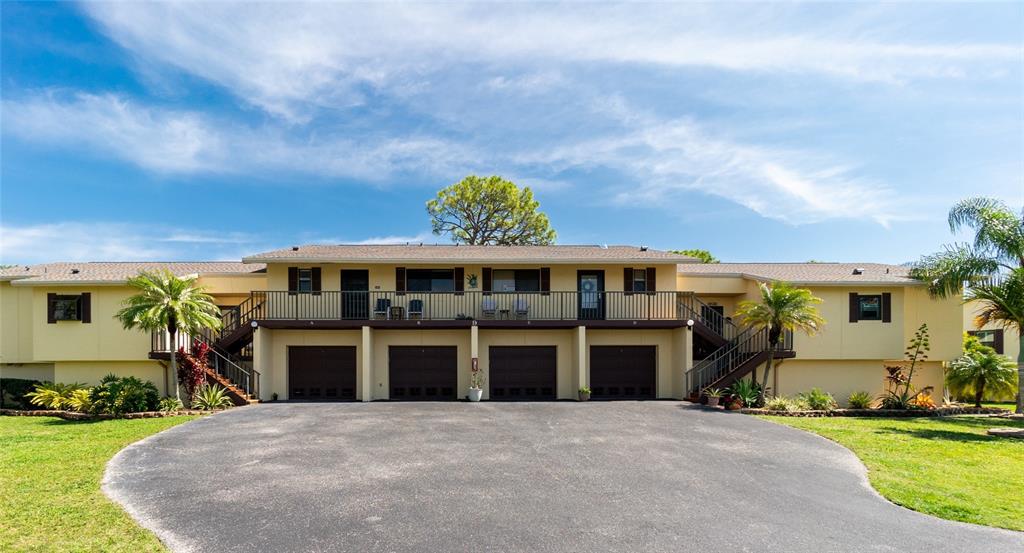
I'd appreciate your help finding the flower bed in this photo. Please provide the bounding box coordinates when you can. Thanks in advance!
[0,408,213,420]
[740,406,1007,417]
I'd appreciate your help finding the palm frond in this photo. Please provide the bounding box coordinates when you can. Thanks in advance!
[948,196,1024,266]
[910,243,1002,298]
[966,269,1024,333]
[115,270,222,334]
[734,281,826,339]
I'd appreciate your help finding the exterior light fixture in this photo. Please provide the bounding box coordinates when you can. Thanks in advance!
[686,319,695,330]
[250,320,259,329]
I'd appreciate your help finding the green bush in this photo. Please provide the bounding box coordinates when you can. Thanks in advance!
[24,382,87,410]
[89,374,159,415]
[765,396,795,412]
[798,388,838,411]
[158,397,184,412]
[726,379,761,408]
[192,383,233,410]
[847,390,873,409]
[1,378,41,409]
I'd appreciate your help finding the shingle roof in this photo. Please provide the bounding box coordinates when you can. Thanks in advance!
[243,244,695,264]
[0,262,266,285]
[677,263,919,285]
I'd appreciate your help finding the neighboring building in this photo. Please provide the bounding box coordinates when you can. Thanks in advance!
[963,300,1020,362]
[0,247,964,405]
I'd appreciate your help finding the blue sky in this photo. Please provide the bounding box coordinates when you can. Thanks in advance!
[1,2,1021,264]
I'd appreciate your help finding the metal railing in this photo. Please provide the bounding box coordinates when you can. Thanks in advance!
[685,327,793,393]
[252,290,688,322]
[677,293,741,342]
[150,330,260,398]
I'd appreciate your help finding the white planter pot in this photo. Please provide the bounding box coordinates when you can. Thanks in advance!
[468,388,483,402]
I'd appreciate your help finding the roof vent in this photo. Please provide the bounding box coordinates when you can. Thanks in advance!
[639,246,648,252]
[600,244,608,249]
[852,267,864,275]
[71,268,80,274]
[886,268,890,274]
[291,246,299,251]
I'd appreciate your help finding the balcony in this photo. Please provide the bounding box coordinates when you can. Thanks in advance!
[245,290,692,328]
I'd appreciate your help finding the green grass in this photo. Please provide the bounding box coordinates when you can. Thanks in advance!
[0,416,196,552]
[762,415,1024,531]
[981,401,1017,411]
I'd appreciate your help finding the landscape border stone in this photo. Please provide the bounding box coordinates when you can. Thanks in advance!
[740,406,1007,417]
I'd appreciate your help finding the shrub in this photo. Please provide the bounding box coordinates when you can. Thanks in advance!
[25,382,87,410]
[192,384,233,410]
[765,396,795,412]
[89,374,160,415]
[847,391,873,409]
[726,379,761,408]
[158,397,184,412]
[66,388,95,413]
[176,340,211,407]
[911,392,936,410]
[878,323,932,410]
[798,388,837,411]
[1,378,41,409]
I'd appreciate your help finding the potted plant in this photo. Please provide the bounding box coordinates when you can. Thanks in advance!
[704,387,723,408]
[468,362,484,402]
[578,386,592,401]
[725,396,743,410]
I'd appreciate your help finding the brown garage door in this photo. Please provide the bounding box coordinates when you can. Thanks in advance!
[590,346,656,399]
[288,346,357,400]
[489,346,557,400]
[389,346,457,401]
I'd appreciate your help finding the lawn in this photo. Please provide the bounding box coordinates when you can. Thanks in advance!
[0,415,196,552]
[763,415,1024,531]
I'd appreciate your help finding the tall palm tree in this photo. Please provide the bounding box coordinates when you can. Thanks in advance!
[911,197,1024,413]
[734,281,825,404]
[115,270,222,401]
[948,334,1018,408]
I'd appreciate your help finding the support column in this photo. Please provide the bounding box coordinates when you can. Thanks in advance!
[252,326,271,401]
[573,325,587,399]
[672,326,693,399]
[361,326,373,402]
[470,322,480,398]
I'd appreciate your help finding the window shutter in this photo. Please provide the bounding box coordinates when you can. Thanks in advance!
[993,329,1005,354]
[849,293,859,323]
[396,267,406,295]
[454,267,464,293]
[646,267,656,293]
[482,267,492,294]
[47,293,57,324]
[540,267,550,295]
[881,292,892,323]
[310,267,322,293]
[624,267,634,294]
[288,267,298,294]
[80,293,91,323]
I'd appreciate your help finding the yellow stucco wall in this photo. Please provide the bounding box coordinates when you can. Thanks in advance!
[774,359,945,406]
[29,286,152,361]
[0,282,35,363]
[53,361,170,396]
[964,300,1021,362]
[0,363,55,382]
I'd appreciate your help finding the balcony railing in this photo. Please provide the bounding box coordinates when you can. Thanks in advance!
[249,290,690,322]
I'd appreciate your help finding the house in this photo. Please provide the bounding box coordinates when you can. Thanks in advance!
[0,246,964,405]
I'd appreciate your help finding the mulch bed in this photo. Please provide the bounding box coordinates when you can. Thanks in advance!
[0,408,215,420]
[739,406,1008,417]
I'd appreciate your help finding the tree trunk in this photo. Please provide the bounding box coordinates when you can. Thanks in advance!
[169,328,181,403]
[758,349,775,405]
[974,376,985,409]
[1017,332,1023,415]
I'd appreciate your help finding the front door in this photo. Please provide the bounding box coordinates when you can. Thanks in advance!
[341,270,369,319]
[577,270,605,320]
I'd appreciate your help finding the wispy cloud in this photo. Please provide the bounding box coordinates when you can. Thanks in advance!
[82,3,1019,120]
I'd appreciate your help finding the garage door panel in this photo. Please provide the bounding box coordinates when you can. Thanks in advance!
[590,346,656,400]
[389,346,457,401]
[490,346,556,400]
[288,346,357,401]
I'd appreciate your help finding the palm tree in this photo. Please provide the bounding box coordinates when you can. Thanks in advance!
[115,270,222,402]
[734,281,826,404]
[948,336,1018,408]
[911,197,1024,413]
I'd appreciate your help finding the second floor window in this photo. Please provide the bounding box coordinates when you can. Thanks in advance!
[406,269,455,292]
[297,269,313,292]
[52,296,81,320]
[969,329,1004,354]
[492,270,540,292]
[632,269,648,292]
[857,295,882,320]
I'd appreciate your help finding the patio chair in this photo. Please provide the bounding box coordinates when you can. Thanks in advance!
[408,299,424,320]
[514,298,529,319]
[373,298,391,319]
[481,297,497,319]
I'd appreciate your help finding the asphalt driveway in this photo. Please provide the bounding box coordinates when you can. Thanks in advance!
[104,402,1023,552]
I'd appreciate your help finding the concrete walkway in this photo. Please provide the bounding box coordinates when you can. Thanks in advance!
[104,402,1024,552]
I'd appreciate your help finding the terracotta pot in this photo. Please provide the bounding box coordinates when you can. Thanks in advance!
[726,400,743,411]
[706,396,720,407]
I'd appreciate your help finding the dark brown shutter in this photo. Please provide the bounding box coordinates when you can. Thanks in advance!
[396,267,406,295]
[881,292,892,323]
[849,293,859,323]
[80,293,91,323]
[454,267,464,293]
[540,267,550,295]
[288,267,298,294]
[311,267,322,295]
[482,267,492,294]
[993,329,1005,354]
[646,267,656,293]
[624,267,634,294]
[47,293,57,324]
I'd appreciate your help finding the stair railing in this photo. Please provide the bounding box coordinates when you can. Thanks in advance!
[685,326,793,394]
[677,293,740,342]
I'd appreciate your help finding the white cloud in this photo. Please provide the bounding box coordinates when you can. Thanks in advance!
[81,3,1019,120]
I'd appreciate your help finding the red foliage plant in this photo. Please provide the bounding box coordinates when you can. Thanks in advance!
[176,339,210,405]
